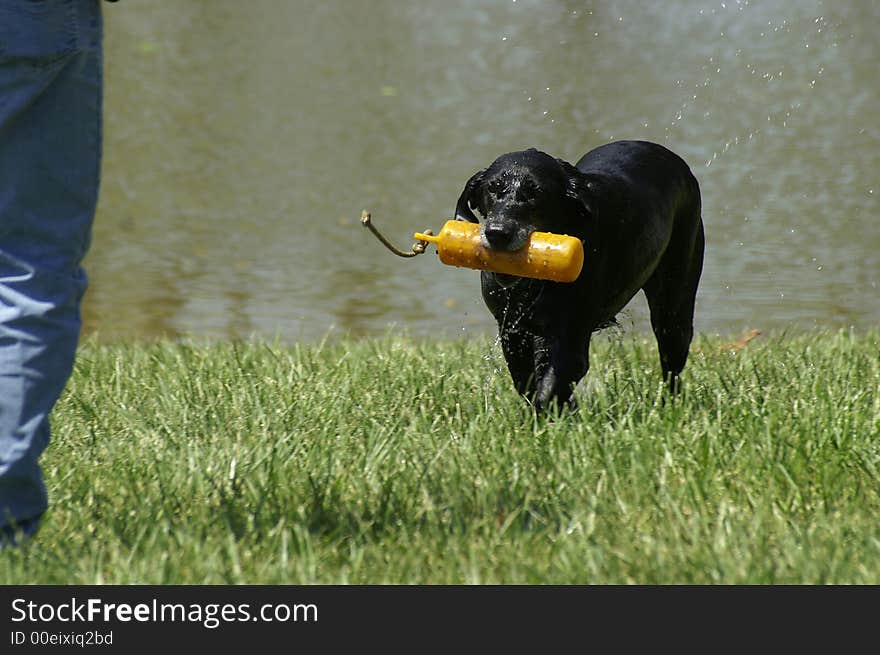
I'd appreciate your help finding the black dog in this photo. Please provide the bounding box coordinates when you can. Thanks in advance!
[454,140,704,411]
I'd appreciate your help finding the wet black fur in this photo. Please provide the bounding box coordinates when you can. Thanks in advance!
[454,140,705,411]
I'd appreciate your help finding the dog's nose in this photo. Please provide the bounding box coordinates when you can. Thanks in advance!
[483,223,515,249]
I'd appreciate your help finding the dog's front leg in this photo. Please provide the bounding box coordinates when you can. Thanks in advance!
[499,330,538,397]
[532,333,589,412]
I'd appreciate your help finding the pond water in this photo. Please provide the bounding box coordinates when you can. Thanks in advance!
[86,0,879,342]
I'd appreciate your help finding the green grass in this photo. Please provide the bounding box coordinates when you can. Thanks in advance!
[1,329,879,583]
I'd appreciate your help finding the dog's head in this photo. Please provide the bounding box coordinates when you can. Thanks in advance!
[454,148,592,254]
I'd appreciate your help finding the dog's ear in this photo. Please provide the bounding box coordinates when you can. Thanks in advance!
[454,169,485,223]
[557,159,595,238]
[558,159,594,222]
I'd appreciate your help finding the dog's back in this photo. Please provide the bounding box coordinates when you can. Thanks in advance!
[575,140,700,225]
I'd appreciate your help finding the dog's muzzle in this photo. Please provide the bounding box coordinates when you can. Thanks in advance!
[479,221,532,252]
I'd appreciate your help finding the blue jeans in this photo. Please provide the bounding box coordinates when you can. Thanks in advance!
[0,0,103,542]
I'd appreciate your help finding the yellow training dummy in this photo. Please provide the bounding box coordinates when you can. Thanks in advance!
[414,220,583,283]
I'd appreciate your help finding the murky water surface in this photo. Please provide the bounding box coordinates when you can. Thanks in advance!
[86,0,879,341]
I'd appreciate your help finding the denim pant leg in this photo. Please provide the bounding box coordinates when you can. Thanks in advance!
[0,0,103,535]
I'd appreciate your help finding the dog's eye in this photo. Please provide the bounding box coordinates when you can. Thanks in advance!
[488,179,507,196]
[517,178,538,201]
